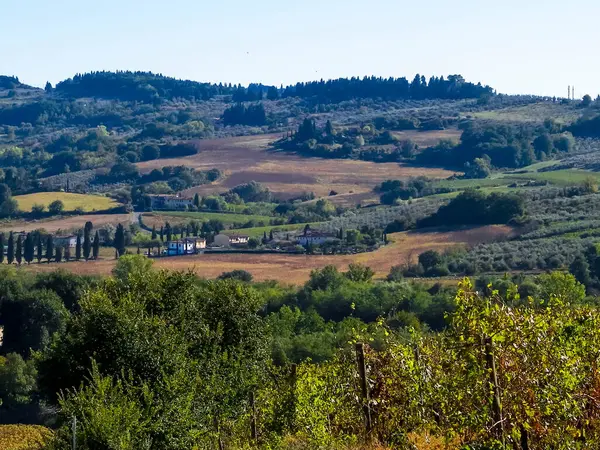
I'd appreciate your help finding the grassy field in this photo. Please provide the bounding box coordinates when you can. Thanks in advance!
[222,222,318,238]
[391,128,462,146]
[14,192,119,212]
[136,134,457,201]
[25,225,512,284]
[0,213,132,233]
[472,102,582,124]
[504,169,600,186]
[144,211,274,227]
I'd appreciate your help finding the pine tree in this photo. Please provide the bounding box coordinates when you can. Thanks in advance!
[7,232,14,264]
[76,234,82,260]
[55,246,63,263]
[93,231,100,259]
[46,235,53,264]
[83,228,92,260]
[151,225,157,240]
[0,233,4,264]
[114,223,126,257]
[36,235,43,263]
[15,236,22,265]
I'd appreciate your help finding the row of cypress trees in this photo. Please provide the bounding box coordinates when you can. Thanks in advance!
[0,230,102,265]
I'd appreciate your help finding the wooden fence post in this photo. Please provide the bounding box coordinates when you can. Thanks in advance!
[250,391,257,442]
[484,336,505,446]
[72,416,77,450]
[520,425,529,450]
[289,363,297,433]
[355,343,372,433]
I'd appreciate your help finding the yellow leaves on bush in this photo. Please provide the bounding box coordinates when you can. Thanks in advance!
[0,425,53,450]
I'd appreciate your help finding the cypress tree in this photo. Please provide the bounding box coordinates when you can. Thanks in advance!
[93,231,100,259]
[151,225,157,240]
[15,236,22,265]
[24,234,33,264]
[7,232,14,264]
[46,235,53,263]
[83,228,91,260]
[166,223,172,242]
[160,226,164,242]
[0,233,4,264]
[269,229,274,241]
[193,193,201,209]
[55,246,63,263]
[36,235,43,263]
[114,223,126,257]
[64,244,71,261]
[180,229,184,240]
[76,234,82,260]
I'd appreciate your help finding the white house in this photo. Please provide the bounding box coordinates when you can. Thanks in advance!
[150,195,194,210]
[167,238,206,256]
[54,235,78,248]
[213,234,250,247]
[296,231,336,246]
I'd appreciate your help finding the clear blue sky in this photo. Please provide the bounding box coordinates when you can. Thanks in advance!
[2,0,598,97]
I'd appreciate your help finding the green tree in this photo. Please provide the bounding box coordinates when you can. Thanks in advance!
[193,193,201,209]
[569,254,592,288]
[93,231,100,259]
[7,232,14,264]
[0,353,37,410]
[345,263,375,282]
[419,250,442,270]
[114,224,126,257]
[0,233,4,264]
[112,254,154,283]
[48,200,65,215]
[582,94,592,107]
[151,225,157,240]
[160,226,164,242]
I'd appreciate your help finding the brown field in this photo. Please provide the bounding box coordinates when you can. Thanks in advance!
[136,134,457,200]
[24,225,511,285]
[391,128,462,147]
[0,214,132,233]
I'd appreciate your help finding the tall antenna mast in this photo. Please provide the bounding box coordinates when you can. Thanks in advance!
[573,86,575,100]
[568,86,571,100]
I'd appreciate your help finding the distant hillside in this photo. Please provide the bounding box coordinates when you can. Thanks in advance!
[55,71,237,102]
[52,70,494,103]
[0,75,26,89]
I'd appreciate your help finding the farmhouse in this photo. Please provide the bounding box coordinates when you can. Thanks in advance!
[149,194,194,210]
[54,235,78,248]
[296,231,337,246]
[167,238,206,255]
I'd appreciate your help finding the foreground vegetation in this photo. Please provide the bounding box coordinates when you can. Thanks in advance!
[0,256,598,449]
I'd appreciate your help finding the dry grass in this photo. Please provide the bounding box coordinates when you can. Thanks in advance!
[0,214,132,233]
[391,128,462,147]
[0,425,53,450]
[23,225,512,284]
[137,134,457,200]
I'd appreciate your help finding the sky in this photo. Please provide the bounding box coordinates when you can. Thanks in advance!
[2,0,598,97]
